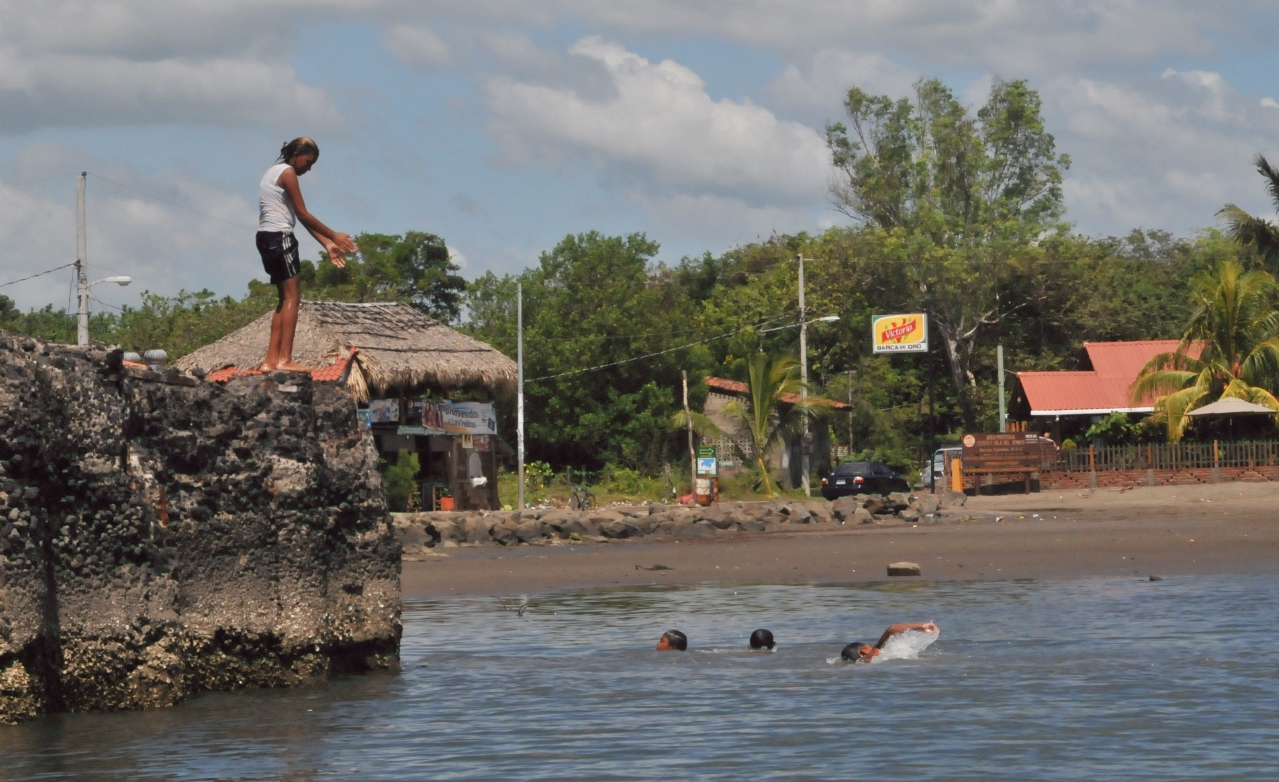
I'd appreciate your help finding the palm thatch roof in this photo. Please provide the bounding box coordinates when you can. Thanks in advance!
[173,301,516,402]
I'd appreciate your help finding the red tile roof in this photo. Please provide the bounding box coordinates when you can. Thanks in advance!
[706,376,851,410]
[1016,340,1199,416]
[205,348,357,384]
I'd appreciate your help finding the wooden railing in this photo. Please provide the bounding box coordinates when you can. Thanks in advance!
[1044,441,1279,473]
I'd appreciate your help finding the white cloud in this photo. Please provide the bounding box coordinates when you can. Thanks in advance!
[0,145,265,311]
[1261,97,1279,109]
[384,25,451,70]
[766,49,919,114]
[0,49,340,135]
[485,37,829,204]
[1047,70,1278,233]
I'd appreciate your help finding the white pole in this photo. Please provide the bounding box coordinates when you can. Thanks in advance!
[517,282,525,509]
[684,370,695,501]
[998,343,1006,433]
[798,254,810,497]
[76,172,89,346]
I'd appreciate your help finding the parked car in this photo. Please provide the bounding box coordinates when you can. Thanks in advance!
[821,461,910,500]
[916,446,962,490]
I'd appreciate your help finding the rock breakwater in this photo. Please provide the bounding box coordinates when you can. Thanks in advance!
[0,334,400,725]
[393,491,968,555]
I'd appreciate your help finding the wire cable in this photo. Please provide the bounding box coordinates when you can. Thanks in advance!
[0,262,75,289]
[529,316,798,382]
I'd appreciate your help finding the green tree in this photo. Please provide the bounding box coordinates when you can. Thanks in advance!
[304,231,466,321]
[1219,154,1279,271]
[825,78,1070,428]
[1131,259,1279,440]
[719,353,832,497]
[464,231,709,472]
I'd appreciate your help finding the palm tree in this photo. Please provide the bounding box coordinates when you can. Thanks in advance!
[1131,258,1279,440]
[1219,155,1279,269]
[719,353,833,497]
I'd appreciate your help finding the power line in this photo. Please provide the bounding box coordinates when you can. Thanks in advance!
[529,316,797,382]
[533,314,792,343]
[86,172,258,232]
[0,262,75,289]
[88,295,124,312]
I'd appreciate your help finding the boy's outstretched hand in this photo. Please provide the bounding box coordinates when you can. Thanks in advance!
[322,239,348,269]
[332,232,357,254]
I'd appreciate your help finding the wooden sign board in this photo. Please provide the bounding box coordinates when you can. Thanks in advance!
[961,432,1044,473]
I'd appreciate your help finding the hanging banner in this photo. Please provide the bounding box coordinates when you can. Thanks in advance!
[872,313,928,353]
[398,399,498,436]
[367,398,400,423]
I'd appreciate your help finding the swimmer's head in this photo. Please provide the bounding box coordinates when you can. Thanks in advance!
[656,630,687,651]
[840,642,874,662]
[749,629,775,650]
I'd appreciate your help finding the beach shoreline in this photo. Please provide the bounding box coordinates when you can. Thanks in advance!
[402,482,1279,599]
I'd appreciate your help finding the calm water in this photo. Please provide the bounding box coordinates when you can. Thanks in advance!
[4,575,1278,780]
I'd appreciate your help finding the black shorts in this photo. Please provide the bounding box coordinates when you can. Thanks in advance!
[256,231,300,284]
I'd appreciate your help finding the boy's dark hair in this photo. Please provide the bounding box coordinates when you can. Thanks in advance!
[749,629,775,650]
[662,630,688,651]
[278,137,320,163]
[840,642,867,661]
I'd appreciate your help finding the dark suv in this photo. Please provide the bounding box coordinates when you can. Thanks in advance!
[820,461,910,500]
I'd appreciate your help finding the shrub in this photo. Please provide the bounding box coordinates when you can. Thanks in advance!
[382,451,420,512]
[1085,411,1138,446]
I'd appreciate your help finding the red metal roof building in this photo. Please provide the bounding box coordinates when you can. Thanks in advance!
[1010,340,1196,420]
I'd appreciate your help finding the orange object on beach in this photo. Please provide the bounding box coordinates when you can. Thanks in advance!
[439,497,454,511]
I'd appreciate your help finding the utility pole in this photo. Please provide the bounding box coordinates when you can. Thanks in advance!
[846,369,855,457]
[517,282,525,509]
[75,172,89,346]
[683,370,695,500]
[997,344,1007,433]
[798,254,811,496]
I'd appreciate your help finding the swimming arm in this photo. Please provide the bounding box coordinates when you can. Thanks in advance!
[277,167,357,255]
[875,622,939,649]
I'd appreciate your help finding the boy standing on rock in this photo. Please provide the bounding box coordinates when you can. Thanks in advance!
[256,137,357,371]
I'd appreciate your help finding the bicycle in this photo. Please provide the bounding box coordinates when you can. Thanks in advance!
[566,468,596,510]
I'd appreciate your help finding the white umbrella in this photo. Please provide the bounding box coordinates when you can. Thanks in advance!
[1185,397,1278,417]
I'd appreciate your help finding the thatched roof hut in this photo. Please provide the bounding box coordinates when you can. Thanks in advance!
[174,301,516,402]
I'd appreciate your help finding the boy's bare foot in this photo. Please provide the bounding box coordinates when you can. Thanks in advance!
[258,363,276,372]
[277,360,311,372]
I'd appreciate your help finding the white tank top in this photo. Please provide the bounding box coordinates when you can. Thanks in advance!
[258,163,296,233]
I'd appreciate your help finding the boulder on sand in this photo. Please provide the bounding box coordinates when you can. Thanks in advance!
[940,491,967,508]
[489,517,520,546]
[463,516,493,544]
[514,519,547,544]
[830,495,866,521]
[887,561,922,576]
[850,507,874,524]
[885,493,911,513]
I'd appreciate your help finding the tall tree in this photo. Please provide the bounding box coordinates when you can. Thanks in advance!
[825,78,1070,428]
[464,231,710,472]
[1131,259,1279,440]
[305,231,466,322]
[1219,154,1279,271]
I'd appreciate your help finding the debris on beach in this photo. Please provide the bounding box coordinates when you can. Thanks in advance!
[887,561,922,577]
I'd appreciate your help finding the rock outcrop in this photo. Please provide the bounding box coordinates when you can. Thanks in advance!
[0,333,400,725]
[394,490,962,555]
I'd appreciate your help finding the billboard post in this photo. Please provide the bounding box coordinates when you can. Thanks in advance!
[872,312,934,490]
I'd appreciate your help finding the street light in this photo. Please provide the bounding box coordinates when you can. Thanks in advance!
[758,315,839,333]
[76,275,132,345]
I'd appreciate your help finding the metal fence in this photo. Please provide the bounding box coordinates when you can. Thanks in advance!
[1045,441,1279,473]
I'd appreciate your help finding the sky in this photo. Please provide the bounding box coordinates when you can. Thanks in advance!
[1,1,1278,314]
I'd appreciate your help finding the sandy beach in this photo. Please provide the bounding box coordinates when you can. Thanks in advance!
[402,482,1279,599]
